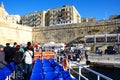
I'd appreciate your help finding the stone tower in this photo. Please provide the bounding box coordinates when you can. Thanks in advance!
[0,2,4,8]
[0,2,8,16]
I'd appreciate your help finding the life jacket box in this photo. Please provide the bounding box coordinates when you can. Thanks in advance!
[34,52,42,60]
[34,51,55,61]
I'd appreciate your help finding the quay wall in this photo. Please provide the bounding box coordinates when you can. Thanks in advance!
[88,54,120,69]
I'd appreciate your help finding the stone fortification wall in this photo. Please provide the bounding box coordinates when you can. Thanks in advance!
[0,21,32,45]
[0,19,120,45]
[33,19,120,44]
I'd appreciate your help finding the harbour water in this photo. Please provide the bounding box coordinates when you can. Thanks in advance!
[72,66,120,80]
[89,66,120,80]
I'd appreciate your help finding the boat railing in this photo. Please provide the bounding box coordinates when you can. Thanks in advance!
[68,60,113,80]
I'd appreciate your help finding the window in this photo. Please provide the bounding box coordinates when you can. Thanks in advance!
[86,37,94,43]
[61,9,65,11]
[96,37,106,43]
[107,36,118,42]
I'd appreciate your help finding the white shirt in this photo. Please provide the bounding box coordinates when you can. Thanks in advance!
[24,50,33,64]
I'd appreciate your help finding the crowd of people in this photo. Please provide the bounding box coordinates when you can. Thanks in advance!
[0,41,34,80]
[0,41,89,80]
[56,49,88,63]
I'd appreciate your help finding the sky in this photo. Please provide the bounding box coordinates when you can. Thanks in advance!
[1,0,120,20]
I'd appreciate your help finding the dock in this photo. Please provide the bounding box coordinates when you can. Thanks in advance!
[88,54,120,68]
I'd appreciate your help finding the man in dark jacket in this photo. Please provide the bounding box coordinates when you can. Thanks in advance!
[14,45,24,80]
[4,43,12,64]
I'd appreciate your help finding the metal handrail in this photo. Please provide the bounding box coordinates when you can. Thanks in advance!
[68,65,88,80]
[68,60,113,80]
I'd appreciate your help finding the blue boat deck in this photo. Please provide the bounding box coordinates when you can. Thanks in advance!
[31,58,77,80]
[0,58,77,80]
[0,56,114,80]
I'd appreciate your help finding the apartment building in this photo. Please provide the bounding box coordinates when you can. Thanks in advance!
[45,5,81,26]
[21,5,81,27]
[21,11,46,27]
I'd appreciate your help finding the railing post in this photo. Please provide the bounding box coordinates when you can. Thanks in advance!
[59,55,60,62]
[97,75,100,80]
[69,61,71,73]
[79,66,82,80]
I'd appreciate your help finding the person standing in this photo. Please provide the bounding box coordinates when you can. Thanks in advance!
[11,42,17,61]
[24,42,34,60]
[85,50,91,65]
[23,45,33,80]
[62,54,69,70]
[4,43,12,64]
[0,45,7,68]
[85,51,88,61]
[13,45,23,80]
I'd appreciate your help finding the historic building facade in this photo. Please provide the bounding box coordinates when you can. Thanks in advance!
[0,3,20,24]
[0,3,32,45]
[21,5,81,27]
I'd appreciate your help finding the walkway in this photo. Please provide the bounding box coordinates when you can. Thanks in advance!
[88,53,120,68]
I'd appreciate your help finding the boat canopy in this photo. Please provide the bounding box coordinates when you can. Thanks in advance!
[42,42,65,51]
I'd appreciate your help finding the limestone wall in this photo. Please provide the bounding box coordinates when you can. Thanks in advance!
[0,19,120,45]
[0,21,32,45]
[33,19,120,44]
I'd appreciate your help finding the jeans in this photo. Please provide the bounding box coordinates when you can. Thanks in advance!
[15,63,23,80]
[23,63,32,80]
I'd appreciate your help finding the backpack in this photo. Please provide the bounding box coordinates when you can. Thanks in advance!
[13,51,23,64]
